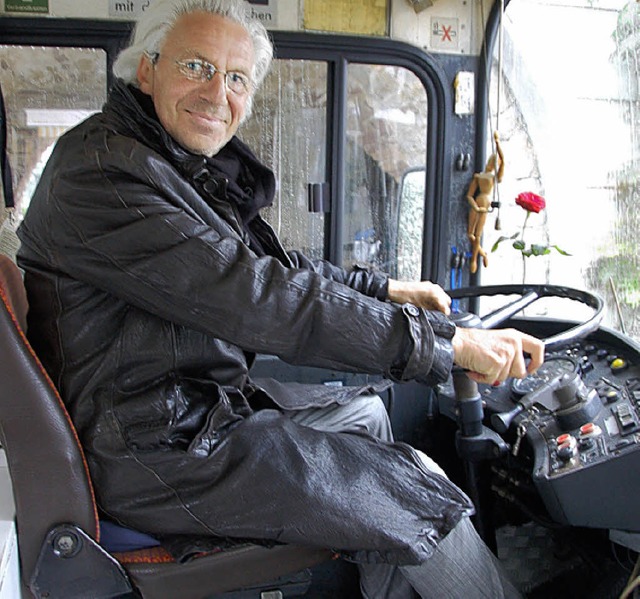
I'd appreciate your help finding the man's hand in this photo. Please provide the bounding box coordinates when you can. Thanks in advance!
[451,327,544,384]
[387,279,451,315]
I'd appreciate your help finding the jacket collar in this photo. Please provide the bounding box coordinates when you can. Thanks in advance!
[103,79,275,220]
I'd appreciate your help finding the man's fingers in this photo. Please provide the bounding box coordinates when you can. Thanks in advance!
[387,279,452,315]
[434,295,452,315]
[506,345,527,380]
[522,335,545,373]
[503,333,543,380]
[451,327,545,384]
[466,370,488,384]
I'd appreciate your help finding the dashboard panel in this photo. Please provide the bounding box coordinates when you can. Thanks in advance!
[438,321,640,533]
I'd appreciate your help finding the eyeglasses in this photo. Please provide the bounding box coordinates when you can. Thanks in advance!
[147,53,251,95]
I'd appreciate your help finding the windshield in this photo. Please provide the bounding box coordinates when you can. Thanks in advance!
[480,0,639,342]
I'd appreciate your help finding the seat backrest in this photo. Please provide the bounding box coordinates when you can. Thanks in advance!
[0,254,99,587]
[0,256,335,599]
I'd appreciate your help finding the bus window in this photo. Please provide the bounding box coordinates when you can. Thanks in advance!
[240,51,432,279]
[396,167,426,282]
[239,59,328,261]
[344,64,427,277]
[481,0,640,340]
[0,45,107,219]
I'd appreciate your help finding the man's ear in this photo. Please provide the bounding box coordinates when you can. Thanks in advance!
[137,54,154,94]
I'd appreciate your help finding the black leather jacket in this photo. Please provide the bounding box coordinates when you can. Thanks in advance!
[17,80,470,565]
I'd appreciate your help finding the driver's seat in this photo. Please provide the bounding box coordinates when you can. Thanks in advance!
[0,253,331,598]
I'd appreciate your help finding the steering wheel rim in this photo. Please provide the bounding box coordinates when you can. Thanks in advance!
[448,284,605,351]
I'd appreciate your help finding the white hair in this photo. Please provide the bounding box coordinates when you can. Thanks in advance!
[113,0,273,103]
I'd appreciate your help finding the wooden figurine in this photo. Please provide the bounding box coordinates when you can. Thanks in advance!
[466,131,505,274]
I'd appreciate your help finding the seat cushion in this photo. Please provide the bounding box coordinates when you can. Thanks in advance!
[99,520,161,553]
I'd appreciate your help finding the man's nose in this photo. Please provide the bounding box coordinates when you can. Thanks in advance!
[202,71,228,104]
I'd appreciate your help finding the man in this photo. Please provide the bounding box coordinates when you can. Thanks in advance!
[17,0,543,596]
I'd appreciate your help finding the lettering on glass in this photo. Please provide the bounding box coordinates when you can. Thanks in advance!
[109,0,151,18]
[108,0,277,24]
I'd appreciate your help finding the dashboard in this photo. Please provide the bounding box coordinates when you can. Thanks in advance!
[438,322,640,533]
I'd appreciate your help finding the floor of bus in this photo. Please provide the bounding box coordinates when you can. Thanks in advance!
[300,521,632,598]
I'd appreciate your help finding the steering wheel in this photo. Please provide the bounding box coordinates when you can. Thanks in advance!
[448,284,604,351]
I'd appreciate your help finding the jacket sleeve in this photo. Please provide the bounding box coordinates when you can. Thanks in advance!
[17,129,453,386]
[286,250,389,301]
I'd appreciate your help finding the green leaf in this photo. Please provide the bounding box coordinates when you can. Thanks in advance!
[491,237,508,252]
[491,233,519,253]
[512,240,525,251]
[531,244,551,256]
[552,245,571,256]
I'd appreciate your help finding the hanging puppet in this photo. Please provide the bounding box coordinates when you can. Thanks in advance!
[466,131,504,274]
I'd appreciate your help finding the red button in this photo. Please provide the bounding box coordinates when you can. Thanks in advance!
[579,423,601,438]
[580,423,595,435]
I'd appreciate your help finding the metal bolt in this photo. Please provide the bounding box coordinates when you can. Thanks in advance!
[53,531,81,558]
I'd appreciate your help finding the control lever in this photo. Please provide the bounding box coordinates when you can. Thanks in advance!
[491,373,599,434]
[451,368,508,549]
[452,369,509,461]
[448,310,510,460]
[490,376,564,433]
[491,402,526,435]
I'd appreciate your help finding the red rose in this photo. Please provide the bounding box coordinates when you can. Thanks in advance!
[515,192,546,213]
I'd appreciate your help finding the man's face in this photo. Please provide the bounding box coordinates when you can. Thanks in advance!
[137,12,255,157]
